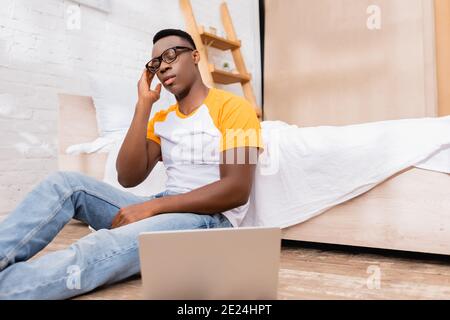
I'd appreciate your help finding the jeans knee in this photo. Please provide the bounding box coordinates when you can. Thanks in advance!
[45,171,87,192]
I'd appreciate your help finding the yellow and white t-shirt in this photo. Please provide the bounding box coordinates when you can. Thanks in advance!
[146,87,263,227]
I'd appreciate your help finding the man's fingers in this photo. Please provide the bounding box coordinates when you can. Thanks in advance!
[111,211,122,229]
[145,69,155,87]
[139,70,147,83]
[154,83,162,95]
[111,216,118,229]
[146,69,154,86]
[115,216,129,228]
[139,69,153,86]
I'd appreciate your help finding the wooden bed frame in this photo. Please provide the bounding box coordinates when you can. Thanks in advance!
[58,93,450,255]
[282,167,450,255]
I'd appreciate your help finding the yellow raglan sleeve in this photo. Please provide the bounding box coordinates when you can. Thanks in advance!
[146,112,161,145]
[219,97,264,152]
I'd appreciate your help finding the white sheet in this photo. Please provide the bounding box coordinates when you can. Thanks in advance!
[240,116,450,228]
[65,131,126,155]
[415,146,450,173]
[97,116,450,228]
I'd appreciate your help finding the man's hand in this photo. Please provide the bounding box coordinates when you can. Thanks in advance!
[137,69,162,108]
[111,201,159,229]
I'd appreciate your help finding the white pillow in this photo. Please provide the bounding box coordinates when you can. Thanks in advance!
[103,137,168,197]
[87,72,136,136]
[87,72,177,138]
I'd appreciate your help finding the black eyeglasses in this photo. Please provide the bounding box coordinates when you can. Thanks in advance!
[145,46,194,74]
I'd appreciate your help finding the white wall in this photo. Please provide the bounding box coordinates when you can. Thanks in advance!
[0,0,261,218]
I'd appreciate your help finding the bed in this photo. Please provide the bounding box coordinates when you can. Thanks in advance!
[260,0,450,255]
[58,93,450,256]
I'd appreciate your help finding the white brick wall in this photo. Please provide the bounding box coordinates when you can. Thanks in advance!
[0,0,261,218]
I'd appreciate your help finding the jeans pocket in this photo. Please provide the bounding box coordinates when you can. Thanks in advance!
[220,214,234,228]
[209,213,233,229]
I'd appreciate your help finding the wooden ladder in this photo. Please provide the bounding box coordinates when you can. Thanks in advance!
[179,0,262,118]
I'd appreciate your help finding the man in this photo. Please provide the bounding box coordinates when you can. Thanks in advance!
[0,29,263,299]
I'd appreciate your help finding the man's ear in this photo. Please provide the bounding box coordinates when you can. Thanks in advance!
[192,50,201,65]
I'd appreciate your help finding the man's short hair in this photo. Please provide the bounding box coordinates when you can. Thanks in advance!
[152,29,197,50]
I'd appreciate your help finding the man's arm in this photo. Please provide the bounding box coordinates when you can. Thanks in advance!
[111,147,258,228]
[116,70,162,188]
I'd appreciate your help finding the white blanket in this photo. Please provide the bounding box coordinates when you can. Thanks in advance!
[94,116,450,228]
[65,131,127,155]
[240,116,450,228]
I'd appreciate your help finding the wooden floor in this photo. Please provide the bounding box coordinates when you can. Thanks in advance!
[34,220,450,300]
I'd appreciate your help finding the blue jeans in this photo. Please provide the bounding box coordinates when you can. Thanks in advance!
[0,171,233,299]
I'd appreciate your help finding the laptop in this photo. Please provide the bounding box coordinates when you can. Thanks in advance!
[138,226,281,300]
